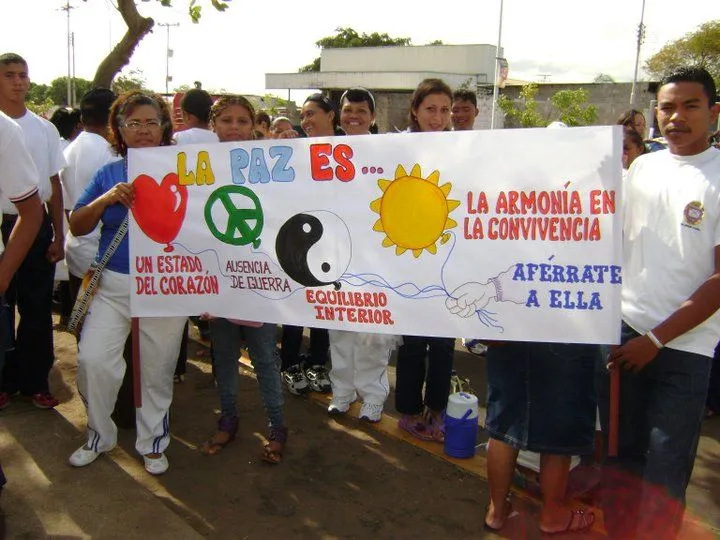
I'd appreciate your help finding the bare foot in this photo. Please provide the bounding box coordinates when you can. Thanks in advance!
[484,498,512,531]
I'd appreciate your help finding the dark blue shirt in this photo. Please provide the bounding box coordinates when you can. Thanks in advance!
[74,159,129,274]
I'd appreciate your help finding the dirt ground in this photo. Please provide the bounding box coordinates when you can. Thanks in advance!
[1,318,719,539]
[31,322,500,539]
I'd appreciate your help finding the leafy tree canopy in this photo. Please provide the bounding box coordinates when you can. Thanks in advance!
[644,20,720,85]
[299,27,412,72]
[111,69,151,95]
[593,73,615,83]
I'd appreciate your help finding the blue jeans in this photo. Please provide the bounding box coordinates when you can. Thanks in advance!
[486,341,598,455]
[597,323,711,501]
[209,319,284,427]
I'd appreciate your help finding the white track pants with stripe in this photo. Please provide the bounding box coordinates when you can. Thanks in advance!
[328,330,398,405]
[76,270,186,455]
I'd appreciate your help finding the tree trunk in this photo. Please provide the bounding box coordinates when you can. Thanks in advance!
[92,0,154,89]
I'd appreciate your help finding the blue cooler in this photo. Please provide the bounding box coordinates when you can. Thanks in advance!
[444,392,479,459]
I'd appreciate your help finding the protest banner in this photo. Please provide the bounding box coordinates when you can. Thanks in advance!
[128,126,622,344]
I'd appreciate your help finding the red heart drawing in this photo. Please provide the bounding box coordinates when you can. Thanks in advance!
[131,173,188,252]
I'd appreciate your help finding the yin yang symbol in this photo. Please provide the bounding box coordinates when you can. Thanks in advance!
[275,211,352,289]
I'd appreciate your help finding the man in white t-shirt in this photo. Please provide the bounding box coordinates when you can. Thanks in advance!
[173,88,218,145]
[61,88,118,305]
[603,66,720,536]
[0,111,45,520]
[0,53,66,410]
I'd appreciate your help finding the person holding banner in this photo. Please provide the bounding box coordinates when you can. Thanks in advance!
[0,110,45,534]
[67,91,187,475]
[603,66,720,536]
[280,93,338,396]
[325,87,400,422]
[199,95,288,463]
[394,78,455,441]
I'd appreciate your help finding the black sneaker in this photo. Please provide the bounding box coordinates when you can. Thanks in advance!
[282,365,310,395]
[304,364,331,393]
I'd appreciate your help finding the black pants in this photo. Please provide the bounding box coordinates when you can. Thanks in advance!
[395,335,455,415]
[280,325,328,370]
[0,213,55,395]
[707,342,720,413]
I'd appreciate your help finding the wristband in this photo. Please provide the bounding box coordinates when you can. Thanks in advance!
[489,276,503,302]
[645,330,664,349]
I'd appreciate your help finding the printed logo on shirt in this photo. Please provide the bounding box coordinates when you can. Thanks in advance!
[682,200,704,231]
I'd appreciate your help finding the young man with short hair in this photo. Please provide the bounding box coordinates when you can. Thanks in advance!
[174,88,218,145]
[604,66,720,535]
[0,52,66,409]
[0,109,45,538]
[451,89,479,131]
[61,88,118,305]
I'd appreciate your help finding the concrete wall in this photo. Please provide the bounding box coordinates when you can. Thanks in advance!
[321,44,499,76]
[498,82,657,128]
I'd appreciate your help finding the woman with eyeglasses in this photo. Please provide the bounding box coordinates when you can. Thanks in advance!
[325,87,399,423]
[279,94,337,397]
[198,95,288,464]
[68,91,187,476]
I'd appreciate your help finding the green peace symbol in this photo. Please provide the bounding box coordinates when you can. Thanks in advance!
[204,185,264,248]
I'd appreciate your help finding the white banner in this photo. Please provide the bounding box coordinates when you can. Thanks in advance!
[128,127,623,344]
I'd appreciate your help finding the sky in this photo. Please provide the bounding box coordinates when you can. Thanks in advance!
[0,0,717,104]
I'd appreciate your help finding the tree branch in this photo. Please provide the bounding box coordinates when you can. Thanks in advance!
[92,0,154,88]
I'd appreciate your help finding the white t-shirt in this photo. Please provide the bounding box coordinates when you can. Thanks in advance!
[0,112,40,254]
[1,110,66,214]
[174,127,218,146]
[622,147,720,357]
[61,131,118,278]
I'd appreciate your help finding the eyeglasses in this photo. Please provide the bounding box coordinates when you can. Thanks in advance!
[122,119,163,130]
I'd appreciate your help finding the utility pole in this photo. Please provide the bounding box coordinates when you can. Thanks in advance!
[158,23,179,95]
[60,0,75,106]
[490,0,504,130]
[630,0,647,105]
[71,32,77,105]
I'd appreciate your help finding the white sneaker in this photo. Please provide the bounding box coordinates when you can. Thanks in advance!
[143,453,169,475]
[359,402,384,423]
[69,444,108,467]
[328,394,356,415]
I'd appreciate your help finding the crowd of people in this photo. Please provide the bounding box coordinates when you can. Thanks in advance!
[0,48,719,538]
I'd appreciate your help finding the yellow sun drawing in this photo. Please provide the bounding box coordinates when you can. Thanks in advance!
[370,164,460,258]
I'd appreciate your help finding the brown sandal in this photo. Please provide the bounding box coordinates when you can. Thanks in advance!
[540,507,595,535]
[261,426,288,464]
[200,415,238,456]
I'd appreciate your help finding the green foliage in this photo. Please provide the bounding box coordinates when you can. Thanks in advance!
[426,40,444,46]
[47,77,93,106]
[550,88,598,126]
[111,69,151,95]
[593,73,615,83]
[498,84,546,128]
[299,27,412,72]
[25,85,55,116]
[499,84,598,128]
[186,0,229,23]
[645,20,720,85]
